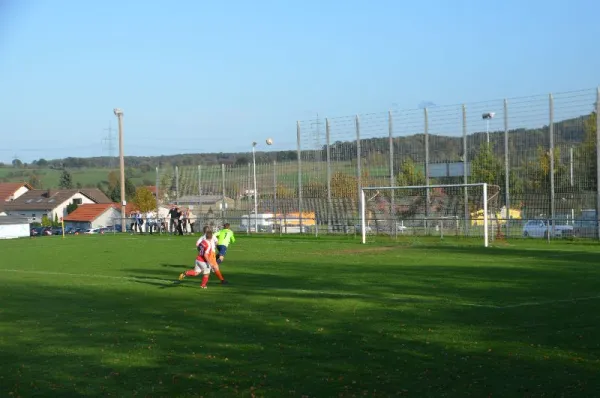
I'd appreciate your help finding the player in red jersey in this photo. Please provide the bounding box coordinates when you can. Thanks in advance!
[178,230,216,288]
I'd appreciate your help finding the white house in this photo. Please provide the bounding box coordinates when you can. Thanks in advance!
[0,182,32,202]
[3,188,113,224]
[0,215,30,239]
[63,203,121,230]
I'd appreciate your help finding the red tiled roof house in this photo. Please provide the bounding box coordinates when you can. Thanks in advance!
[62,204,122,230]
[3,188,112,224]
[0,182,32,202]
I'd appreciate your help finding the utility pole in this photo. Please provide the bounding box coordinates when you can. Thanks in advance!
[114,108,126,233]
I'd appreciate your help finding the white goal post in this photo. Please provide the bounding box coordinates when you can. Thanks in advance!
[360,183,495,247]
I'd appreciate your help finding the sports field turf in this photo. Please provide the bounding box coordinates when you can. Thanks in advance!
[0,234,599,397]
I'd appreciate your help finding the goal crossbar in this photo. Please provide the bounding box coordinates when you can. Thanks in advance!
[360,183,490,247]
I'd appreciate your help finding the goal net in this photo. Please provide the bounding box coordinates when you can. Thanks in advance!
[360,183,501,247]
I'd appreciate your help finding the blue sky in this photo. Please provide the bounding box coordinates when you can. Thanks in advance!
[0,0,598,163]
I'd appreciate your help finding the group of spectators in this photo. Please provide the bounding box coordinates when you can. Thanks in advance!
[127,206,196,235]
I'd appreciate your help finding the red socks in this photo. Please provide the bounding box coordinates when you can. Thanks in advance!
[201,274,209,287]
[213,268,225,282]
[185,270,197,277]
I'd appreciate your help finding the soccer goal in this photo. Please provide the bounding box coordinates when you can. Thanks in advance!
[359,183,501,247]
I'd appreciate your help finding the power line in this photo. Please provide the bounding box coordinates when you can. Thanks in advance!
[102,122,117,169]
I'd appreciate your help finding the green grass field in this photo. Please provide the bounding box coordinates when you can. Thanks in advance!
[1,235,599,397]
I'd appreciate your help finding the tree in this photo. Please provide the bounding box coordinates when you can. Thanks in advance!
[41,215,52,227]
[53,213,60,227]
[12,159,22,168]
[108,171,119,190]
[276,184,295,199]
[37,158,48,167]
[66,201,78,214]
[59,169,73,189]
[578,110,597,189]
[108,178,137,203]
[396,158,426,187]
[28,173,42,189]
[331,172,357,199]
[133,186,157,213]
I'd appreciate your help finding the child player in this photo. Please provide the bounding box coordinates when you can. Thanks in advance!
[178,230,217,288]
[197,226,229,285]
[215,223,235,266]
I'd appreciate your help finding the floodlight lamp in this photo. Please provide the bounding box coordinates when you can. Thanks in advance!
[482,112,495,120]
[252,141,257,147]
[113,108,123,116]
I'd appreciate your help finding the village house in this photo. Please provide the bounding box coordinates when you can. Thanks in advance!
[62,203,122,230]
[2,188,112,224]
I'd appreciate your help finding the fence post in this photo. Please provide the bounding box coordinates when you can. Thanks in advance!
[549,94,555,238]
[424,108,430,233]
[175,165,179,205]
[356,115,362,224]
[504,99,510,239]
[297,121,303,233]
[326,118,332,234]
[247,163,251,234]
[389,110,396,238]
[596,87,600,241]
[273,160,277,223]
[197,165,202,196]
[155,166,160,233]
[462,104,469,236]
[221,163,226,221]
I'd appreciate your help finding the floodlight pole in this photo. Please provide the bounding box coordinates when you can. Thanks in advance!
[252,142,258,232]
[482,112,495,146]
[114,108,126,233]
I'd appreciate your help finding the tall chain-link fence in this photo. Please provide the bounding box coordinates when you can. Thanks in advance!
[149,87,599,240]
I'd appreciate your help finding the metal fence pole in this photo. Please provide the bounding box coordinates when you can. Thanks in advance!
[221,163,226,221]
[247,163,251,234]
[175,165,179,205]
[462,104,469,236]
[424,108,430,233]
[326,118,332,234]
[549,94,555,238]
[389,110,396,238]
[297,121,303,233]
[356,115,362,224]
[155,166,160,234]
[504,99,510,238]
[197,165,202,196]
[596,87,600,241]
[273,159,277,219]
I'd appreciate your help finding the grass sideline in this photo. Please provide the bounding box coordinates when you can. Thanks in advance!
[0,235,599,397]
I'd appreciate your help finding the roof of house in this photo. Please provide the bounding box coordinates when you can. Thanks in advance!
[145,186,157,194]
[0,215,30,225]
[63,203,117,222]
[0,182,32,201]
[2,188,112,211]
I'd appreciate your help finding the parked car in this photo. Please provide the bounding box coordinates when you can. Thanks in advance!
[84,228,101,234]
[522,220,573,238]
[573,219,598,238]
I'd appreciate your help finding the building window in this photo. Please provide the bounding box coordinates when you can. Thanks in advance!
[73,198,83,205]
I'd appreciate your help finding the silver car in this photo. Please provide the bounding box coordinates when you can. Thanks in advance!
[522,220,573,238]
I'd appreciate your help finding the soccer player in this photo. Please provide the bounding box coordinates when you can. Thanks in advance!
[195,226,229,285]
[179,230,216,288]
[215,223,235,265]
